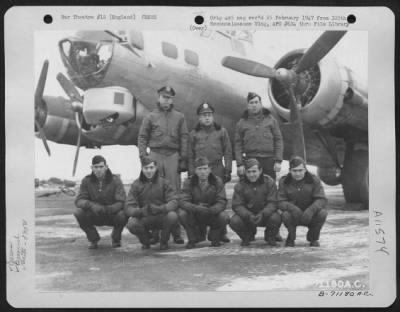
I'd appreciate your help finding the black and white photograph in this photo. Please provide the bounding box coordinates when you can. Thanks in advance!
[5,6,396,308]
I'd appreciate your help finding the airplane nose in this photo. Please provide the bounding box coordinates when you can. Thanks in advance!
[58,38,114,90]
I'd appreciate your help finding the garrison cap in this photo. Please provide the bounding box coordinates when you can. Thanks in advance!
[197,102,215,115]
[158,85,176,97]
[244,158,260,169]
[194,156,209,168]
[289,156,306,169]
[247,92,261,102]
[92,155,106,165]
[141,156,157,167]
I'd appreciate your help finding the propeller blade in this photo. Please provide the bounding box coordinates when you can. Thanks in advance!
[35,119,51,156]
[56,73,83,102]
[295,31,347,73]
[35,60,49,109]
[287,87,306,161]
[72,114,82,176]
[221,56,276,78]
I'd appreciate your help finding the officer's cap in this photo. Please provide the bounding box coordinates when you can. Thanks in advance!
[158,85,176,97]
[247,92,261,102]
[289,156,306,169]
[197,102,215,115]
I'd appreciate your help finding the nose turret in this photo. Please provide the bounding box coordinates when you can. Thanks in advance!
[58,38,114,90]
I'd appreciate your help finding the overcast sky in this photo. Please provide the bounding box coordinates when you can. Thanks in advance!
[34,30,367,181]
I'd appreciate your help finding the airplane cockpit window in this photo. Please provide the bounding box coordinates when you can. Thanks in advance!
[184,49,199,66]
[59,39,114,89]
[162,42,178,59]
[97,44,113,69]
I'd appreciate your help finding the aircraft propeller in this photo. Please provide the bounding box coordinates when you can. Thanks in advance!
[56,72,84,176]
[221,30,347,160]
[35,60,51,156]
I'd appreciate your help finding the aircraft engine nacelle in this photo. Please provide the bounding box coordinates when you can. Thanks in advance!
[36,114,82,146]
[268,49,368,131]
[83,86,135,125]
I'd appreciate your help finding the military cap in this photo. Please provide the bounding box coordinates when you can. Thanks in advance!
[247,92,261,102]
[194,156,209,168]
[244,158,260,169]
[92,155,106,165]
[141,156,157,167]
[157,85,176,96]
[197,102,215,115]
[289,156,306,169]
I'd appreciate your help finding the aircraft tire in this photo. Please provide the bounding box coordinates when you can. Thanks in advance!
[360,166,369,209]
[341,145,369,209]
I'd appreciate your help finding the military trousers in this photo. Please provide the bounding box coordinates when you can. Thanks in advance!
[150,150,180,189]
[254,156,276,180]
[74,208,128,243]
[178,209,229,243]
[149,150,184,239]
[126,211,179,245]
[210,161,225,181]
[229,211,282,241]
[282,208,328,242]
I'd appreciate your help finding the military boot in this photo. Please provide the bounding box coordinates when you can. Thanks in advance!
[285,226,296,247]
[88,241,98,249]
[310,240,320,247]
[149,230,160,245]
[220,226,230,243]
[172,226,184,244]
[160,241,169,250]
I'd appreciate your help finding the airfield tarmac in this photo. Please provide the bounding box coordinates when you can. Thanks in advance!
[35,183,369,292]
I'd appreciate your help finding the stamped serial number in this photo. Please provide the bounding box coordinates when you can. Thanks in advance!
[318,290,372,297]
[317,279,366,289]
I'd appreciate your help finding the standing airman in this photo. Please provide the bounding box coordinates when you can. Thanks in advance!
[235,92,283,179]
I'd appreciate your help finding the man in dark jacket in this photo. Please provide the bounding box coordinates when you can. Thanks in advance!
[278,156,328,247]
[235,92,283,180]
[125,156,179,250]
[230,158,282,247]
[137,85,187,244]
[188,102,232,183]
[138,85,189,190]
[179,157,229,249]
[74,155,128,249]
[188,102,232,243]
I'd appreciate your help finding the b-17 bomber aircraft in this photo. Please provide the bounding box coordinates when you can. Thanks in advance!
[34,30,368,209]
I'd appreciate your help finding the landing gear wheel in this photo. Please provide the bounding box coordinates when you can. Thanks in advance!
[360,166,369,209]
[341,145,368,209]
